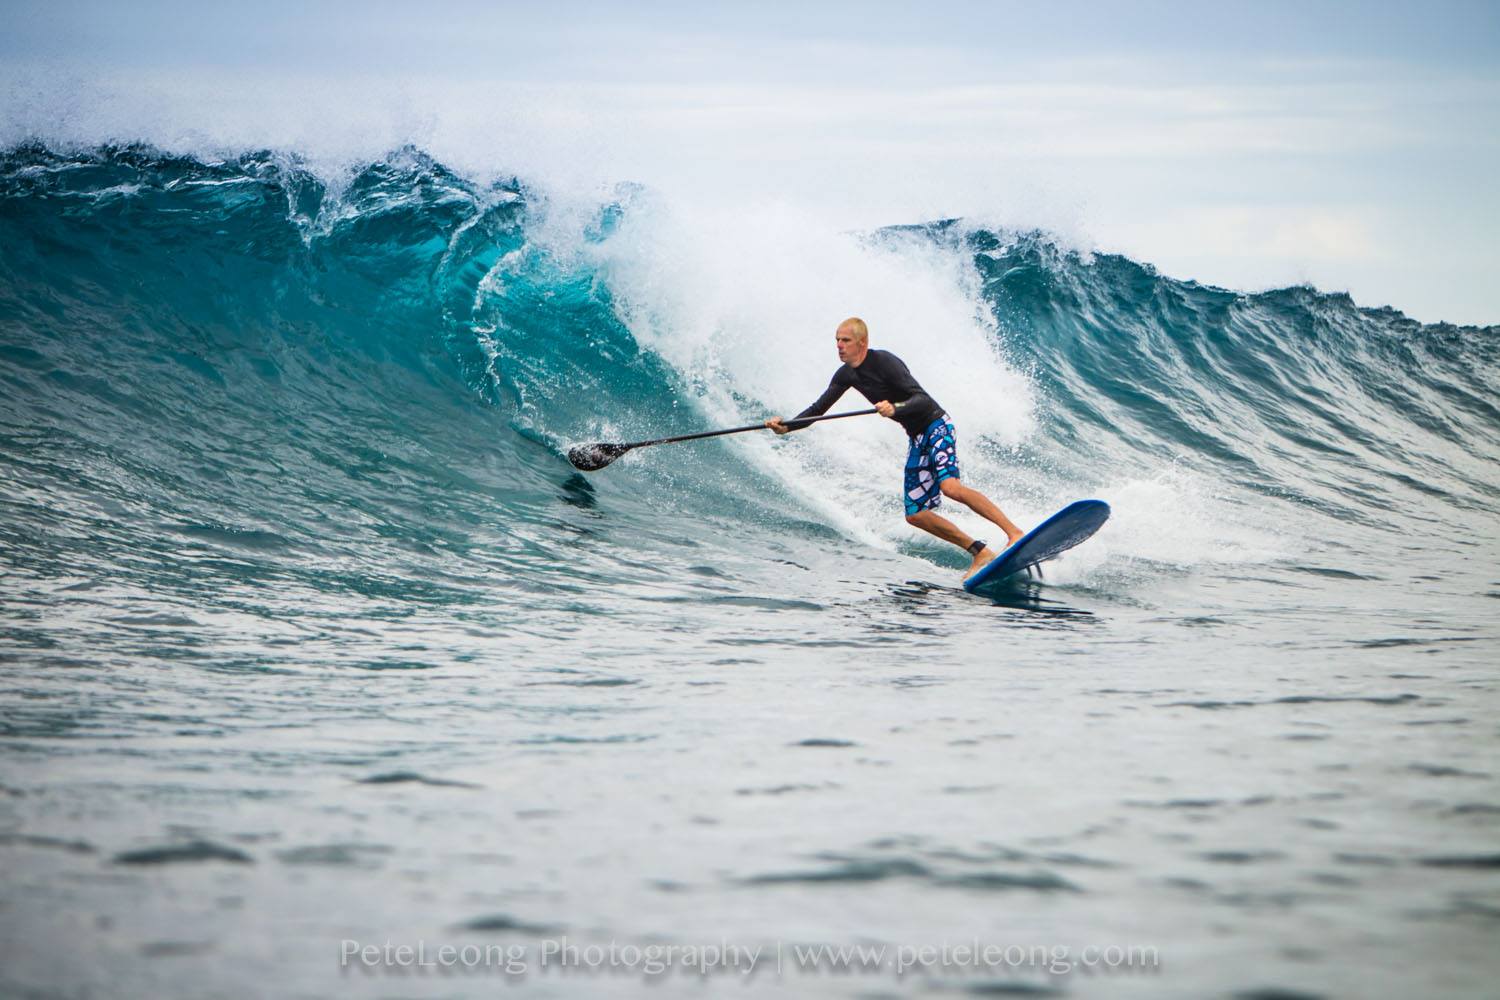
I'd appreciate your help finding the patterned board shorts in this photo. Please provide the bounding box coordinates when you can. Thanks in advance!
[904,415,961,516]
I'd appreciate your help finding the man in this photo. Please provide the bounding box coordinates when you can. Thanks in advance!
[767,317,1026,579]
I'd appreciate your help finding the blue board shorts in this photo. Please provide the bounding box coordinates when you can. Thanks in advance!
[904,415,961,516]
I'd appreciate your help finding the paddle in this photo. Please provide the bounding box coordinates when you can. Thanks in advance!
[567,407,879,471]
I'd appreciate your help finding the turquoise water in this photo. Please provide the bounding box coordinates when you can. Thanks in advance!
[1,144,1498,998]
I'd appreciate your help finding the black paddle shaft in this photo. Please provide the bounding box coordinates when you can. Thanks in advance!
[629,407,879,448]
[568,407,879,471]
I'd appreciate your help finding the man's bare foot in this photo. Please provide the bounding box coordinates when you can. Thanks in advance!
[965,547,998,578]
[1003,530,1025,548]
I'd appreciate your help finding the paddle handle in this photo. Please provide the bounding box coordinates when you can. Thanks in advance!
[631,407,878,448]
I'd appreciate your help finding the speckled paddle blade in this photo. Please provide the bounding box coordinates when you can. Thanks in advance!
[568,442,634,471]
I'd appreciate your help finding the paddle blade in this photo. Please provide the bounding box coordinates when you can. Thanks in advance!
[568,442,632,471]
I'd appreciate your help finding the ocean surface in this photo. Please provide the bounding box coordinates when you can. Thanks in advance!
[1,144,1497,999]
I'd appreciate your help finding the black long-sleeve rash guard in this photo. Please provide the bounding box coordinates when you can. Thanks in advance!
[788,349,945,439]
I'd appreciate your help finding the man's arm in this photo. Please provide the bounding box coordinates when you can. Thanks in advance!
[880,353,936,418]
[766,375,847,435]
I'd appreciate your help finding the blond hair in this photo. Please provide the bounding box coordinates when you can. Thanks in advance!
[838,317,868,342]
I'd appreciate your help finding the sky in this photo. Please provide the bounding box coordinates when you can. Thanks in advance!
[4,0,1498,325]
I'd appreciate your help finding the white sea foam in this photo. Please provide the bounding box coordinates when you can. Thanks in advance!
[571,196,1022,543]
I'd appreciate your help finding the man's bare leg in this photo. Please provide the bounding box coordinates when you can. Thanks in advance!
[939,478,1025,547]
[905,509,998,577]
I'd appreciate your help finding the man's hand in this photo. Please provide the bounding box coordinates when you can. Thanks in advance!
[875,400,896,419]
[766,417,791,435]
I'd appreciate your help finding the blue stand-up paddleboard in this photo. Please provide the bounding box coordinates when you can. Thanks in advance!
[963,500,1111,598]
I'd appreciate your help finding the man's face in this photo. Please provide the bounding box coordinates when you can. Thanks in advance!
[835,328,864,363]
